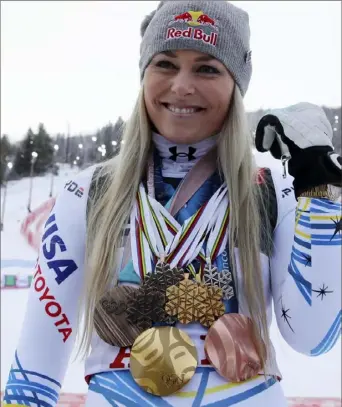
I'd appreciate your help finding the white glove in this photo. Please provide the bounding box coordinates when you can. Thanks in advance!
[255,102,341,197]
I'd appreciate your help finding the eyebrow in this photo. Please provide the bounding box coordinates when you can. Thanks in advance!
[161,51,215,62]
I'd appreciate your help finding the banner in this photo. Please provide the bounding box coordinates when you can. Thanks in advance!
[1,274,33,289]
[20,197,56,252]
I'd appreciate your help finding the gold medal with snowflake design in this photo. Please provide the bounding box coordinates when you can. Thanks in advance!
[165,275,225,327]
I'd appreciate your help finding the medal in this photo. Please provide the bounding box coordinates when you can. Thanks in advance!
[197,285,225,327]
[130,326,198,396]
[203,264,234,300]
[165,278,204,324]
[164,194,229,328]
[143,262,185,325]
[126,285,164,330]
[94,286,144,347]
[131,183,228,280]
[144,261,184,292]
[165,275,225,327]
[204,314,265,382]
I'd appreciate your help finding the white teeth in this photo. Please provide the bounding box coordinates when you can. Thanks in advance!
[167,105,197,114]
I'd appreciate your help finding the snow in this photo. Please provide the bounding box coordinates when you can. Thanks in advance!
[1,154,341,398]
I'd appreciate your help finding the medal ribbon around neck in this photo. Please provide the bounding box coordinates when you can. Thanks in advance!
[130,190,201,279]
[205,195,230,269]
[146,150,214,275]
[144,183,227,268]
[164,185,227,267]
[131,182,229,280]
[151,189,230,279]
[148,197,206,277]
[130,203,153,279]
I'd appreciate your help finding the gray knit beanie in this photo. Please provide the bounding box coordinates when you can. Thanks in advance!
[139,1,252,96]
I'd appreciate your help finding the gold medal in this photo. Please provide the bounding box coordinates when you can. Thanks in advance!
[165,279,200,324]
[130,326,198,396]
[198,285,225,328]
[165,276,225,327]
[94,286,144,347]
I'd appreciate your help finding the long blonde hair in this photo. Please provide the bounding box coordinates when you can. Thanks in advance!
[77,85,273,372]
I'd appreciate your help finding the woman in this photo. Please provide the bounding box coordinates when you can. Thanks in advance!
[3,1,341,406]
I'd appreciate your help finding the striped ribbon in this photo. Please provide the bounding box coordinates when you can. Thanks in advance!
[131,182,229,280]
[205,196,230,266]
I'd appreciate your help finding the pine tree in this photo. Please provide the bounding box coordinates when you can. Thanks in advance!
[33,123,54,174]
[103,123,115,159]
[0,135,11,184]
[88,130,101,163]
[55,133,66,162]
[13,124,54,177]
[13,128,35,176]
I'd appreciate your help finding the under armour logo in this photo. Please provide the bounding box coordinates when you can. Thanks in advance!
[169,146,197,162]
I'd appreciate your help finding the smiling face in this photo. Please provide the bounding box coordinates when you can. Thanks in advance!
[143,49,235,145]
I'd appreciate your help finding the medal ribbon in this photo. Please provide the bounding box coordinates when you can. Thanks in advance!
[146,183,227,267]
[148,198,206,277]
[130,202,154,278]
[205,196,230,268]
[131,182,228,279]
[165,185,227,268]
[137,185,165,259]
[145,150,212,269]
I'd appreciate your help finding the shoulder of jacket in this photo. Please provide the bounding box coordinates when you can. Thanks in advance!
[56,164,99,205]
[47,165,100,238]
[86,162,118,223]
[256,167,278,237]
[266,164,297,226]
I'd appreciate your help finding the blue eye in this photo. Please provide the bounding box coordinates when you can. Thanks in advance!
[155,60,176,69]
[198,65,220,74]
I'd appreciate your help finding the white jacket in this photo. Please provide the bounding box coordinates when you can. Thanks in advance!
[3,164,341,407]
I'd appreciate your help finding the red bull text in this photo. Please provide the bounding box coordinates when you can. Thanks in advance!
[166,27,218,46]
[167,11,218,46]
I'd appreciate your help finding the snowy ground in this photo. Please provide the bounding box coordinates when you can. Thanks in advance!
[1,153,341,398]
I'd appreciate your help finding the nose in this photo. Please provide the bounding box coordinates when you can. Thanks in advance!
[170,71,195,97]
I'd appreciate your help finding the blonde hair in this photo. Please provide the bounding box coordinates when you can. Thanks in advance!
[77,85,273,374]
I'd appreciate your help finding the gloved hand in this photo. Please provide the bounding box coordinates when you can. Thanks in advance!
[255,102,341,198]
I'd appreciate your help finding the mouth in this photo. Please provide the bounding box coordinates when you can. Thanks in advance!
[161,103,205,116]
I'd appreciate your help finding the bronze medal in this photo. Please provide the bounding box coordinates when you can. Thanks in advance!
[94,285,144,347]
[126,285,165,329]
[145,262,184,291]
[143,264,185,325]
[130,326,198,396]
[204,313,265,382]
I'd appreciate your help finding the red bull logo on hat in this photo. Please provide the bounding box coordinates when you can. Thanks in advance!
[166,10,219,47]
